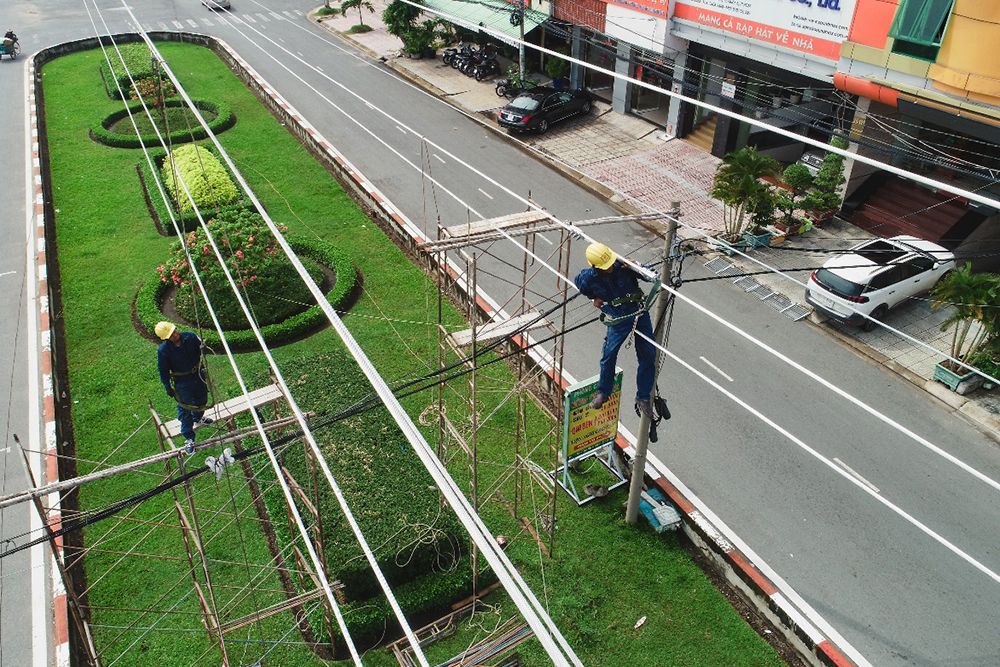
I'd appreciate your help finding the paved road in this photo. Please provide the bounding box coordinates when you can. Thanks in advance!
[9,2,1000,666]
[0,2,49,665]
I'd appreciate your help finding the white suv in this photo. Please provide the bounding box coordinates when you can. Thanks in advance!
[805,235,955,331]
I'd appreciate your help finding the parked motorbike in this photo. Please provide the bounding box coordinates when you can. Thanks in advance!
[474,54,501,81]
[441,41,470,68]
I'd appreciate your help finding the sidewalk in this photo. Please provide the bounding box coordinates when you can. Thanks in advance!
[314,7,1000,438]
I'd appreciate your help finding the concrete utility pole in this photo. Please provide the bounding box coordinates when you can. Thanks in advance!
[625,203,679,525]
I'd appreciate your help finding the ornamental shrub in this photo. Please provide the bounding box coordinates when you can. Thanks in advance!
[160,144,240,215]
[94,99,235,150]
[159,209,317,330]
[99,42,155,99]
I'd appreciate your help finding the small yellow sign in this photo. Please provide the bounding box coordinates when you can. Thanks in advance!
[565,373,622,458]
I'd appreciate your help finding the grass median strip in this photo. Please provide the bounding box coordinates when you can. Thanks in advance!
[42,41,791,666]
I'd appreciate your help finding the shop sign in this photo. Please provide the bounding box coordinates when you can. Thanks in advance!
[672,0,859,60]
[721,81,736,98]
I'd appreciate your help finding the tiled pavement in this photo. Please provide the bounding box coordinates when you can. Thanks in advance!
[314,6,1000,428]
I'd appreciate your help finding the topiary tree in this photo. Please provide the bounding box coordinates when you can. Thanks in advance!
[802,135,849,218]
[710,145,779,239]
[775,163,814,230]
[158,209,322,330]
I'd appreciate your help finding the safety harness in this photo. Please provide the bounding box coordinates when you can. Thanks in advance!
[600,278,662,327]
[168,353,216,413]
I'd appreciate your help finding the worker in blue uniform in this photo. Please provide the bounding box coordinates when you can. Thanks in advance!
[155,321,213,454]
[574,243,656,419]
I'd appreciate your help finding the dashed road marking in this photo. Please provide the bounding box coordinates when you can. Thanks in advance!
[478,188,493,200]
[700,356,733,382]
[242,13,256,22]
[172,20,184,28]
[187,19,199,27]
[256,12,270,21]
[433,154,445,163]
[834,458,880,493]
[0,271,16,278]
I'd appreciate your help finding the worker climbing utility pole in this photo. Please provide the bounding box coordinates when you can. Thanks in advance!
[626,203,679,525]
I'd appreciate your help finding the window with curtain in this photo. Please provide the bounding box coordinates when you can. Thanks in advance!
[888,0,955,60]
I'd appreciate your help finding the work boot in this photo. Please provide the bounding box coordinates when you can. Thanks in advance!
[636,399,654,420]
[197,416,214,426]
[589,392,606,410]
[184,438,196,455]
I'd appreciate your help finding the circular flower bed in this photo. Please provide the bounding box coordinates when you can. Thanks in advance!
[136,213,357,349]
[92,98,235,149]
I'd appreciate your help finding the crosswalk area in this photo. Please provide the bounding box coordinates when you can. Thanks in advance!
[137,8,305,32]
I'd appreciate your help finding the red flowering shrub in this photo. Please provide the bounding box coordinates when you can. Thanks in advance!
[130,75,177,107]
[159,210,323,329]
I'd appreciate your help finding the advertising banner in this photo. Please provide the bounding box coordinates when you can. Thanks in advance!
[563,372,622,459]
[672,0,859,60]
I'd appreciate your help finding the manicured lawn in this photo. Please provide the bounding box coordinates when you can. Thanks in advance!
[43,42,790,666]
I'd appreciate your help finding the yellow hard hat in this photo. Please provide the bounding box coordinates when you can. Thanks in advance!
[585,243,617,270]
[154,321,176,340]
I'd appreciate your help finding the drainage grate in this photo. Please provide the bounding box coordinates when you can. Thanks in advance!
[703,257,811,322]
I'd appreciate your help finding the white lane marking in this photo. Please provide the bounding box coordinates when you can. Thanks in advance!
[142,23,153,31]
[242,13,256,22]
[649,333,1000,587]
[834,458,880,493]
[157,21,167,29]
[699,356,733,382]
[0,270,16,278]
[186,19,199,27]
[433,154,445,164]
[297,52,303,57]
[478,188,494,200]
[172,20,183,28]
[293,9,304,15]
[395,125,407,134]
[283,10,296,18]
[256,12,270,21]
[270,11,282,20]
[201,18,213,26]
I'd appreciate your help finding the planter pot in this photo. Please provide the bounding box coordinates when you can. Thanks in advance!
[775,220,805,235]
[552,77,567,90]
[743,229,772,248]
[934,362,984,395]
[713,236,747,256]
[805,208,837,224]
[423,47,436,59]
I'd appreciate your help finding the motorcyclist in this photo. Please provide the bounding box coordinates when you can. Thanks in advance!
[3,30,16,42]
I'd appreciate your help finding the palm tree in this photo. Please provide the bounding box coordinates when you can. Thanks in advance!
[931,263,1000,369]
[710,146,779,238]
[341,0,375,26]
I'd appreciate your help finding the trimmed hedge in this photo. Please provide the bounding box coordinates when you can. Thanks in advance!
[139,143,252,235]
[136,235,358,349]
[162,143,240,214]
[98,42,155,99]
[250,351,480,646]
[92,98,235,149]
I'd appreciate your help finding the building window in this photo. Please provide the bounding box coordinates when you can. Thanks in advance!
[888,0,955,61]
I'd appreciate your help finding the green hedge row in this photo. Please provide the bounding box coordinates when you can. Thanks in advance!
[249,351,480,647]
[139,143,252,235]
[92,99,235,149]
[135,235,358,350]
[254,353,469,602]
[98,42,155,99]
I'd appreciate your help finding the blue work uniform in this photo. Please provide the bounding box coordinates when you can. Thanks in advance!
[157,331,208,441]
[574,260,656,402]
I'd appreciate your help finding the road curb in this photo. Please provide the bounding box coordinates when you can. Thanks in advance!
[27,54,70,667]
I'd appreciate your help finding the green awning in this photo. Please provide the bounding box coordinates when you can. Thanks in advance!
[420,0,546,45]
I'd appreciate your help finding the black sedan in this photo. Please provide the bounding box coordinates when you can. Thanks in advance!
[496,87,592,133]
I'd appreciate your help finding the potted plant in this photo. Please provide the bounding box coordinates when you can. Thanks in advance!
[802,136,849,223]
[774,162,813,234]
[930,263,1000,394]
[743,195,776,247]
[710,145,779,251]
[546,49,569,89]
